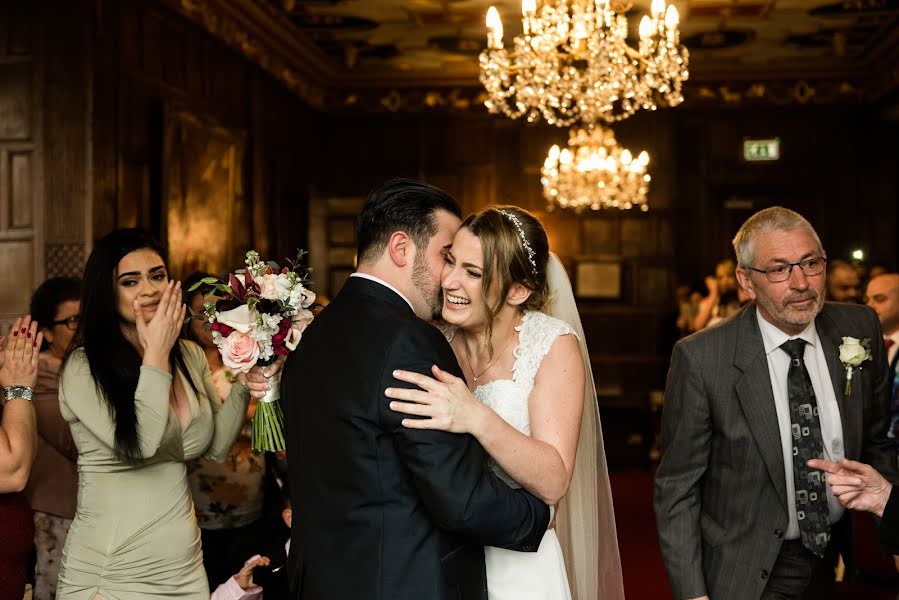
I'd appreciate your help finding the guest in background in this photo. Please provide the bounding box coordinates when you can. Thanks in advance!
[0,316,42,598]
[869,265,889,281]
[691,258,738,332]
[865,272,899,447]
[705,288,746,328]
[27,276,82,599]
[183,272,268,590]
[826,259,862,303]
[210,555,269,600]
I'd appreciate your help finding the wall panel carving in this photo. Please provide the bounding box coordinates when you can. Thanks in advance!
[0,64,31,140]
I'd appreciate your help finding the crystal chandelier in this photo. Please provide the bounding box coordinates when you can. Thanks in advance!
[480,0,689,126]
[541,125,651,211]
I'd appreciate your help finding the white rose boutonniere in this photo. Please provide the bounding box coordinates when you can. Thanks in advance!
[839,336,872,396]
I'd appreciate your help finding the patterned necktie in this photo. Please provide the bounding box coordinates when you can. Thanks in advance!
[780,338,831,556]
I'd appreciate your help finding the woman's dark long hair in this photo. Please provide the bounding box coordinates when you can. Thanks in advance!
[67,228,197,463]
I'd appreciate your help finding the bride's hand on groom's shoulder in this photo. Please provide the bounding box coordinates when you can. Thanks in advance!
[385,366,485,435]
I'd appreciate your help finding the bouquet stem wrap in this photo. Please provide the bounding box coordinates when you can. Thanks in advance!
[252,372,285,452]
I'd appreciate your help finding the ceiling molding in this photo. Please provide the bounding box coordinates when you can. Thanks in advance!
[312,77,873,116]
[163,0,899,112]
[163,0,337,107]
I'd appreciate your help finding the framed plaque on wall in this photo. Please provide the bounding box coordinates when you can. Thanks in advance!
[575,260,621,299]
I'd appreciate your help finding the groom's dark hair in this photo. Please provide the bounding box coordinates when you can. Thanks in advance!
[356,178,462,266]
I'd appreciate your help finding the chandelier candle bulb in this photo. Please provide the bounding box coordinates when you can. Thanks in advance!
[639,15,653,40]
[665,5,679,28]
[651,0,665,18]
[486,6,503,49]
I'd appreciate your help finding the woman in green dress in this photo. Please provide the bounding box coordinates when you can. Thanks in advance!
[57,229,275,600]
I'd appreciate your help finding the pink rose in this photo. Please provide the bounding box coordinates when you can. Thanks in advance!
[220,331,260,374]
[257,274,280,301]
[284,311,314,351]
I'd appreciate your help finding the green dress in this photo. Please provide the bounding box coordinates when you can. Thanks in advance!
[56,341,250,599]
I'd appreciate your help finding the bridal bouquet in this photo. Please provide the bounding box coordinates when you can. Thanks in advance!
[190,250,315,452]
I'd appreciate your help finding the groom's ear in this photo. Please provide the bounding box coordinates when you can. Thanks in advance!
[505,283,532,306]
[386,231,412,268]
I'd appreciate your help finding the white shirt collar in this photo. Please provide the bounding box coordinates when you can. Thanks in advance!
[349,273,415,312]
[756,309,819,356]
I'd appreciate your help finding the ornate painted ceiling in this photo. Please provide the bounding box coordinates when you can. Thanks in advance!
[170,0,899,109]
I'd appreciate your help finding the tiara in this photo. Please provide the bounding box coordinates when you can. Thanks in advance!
[499,210,538,276]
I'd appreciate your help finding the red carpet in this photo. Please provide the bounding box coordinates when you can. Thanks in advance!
[609,470,899,599]
[610,469,672,599]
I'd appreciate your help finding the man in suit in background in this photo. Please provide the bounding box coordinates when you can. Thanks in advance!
[866,273,899,447]
[280,179,550,600]
[655,206,898,600]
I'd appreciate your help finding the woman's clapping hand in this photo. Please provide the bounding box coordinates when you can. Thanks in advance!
[0,316,42,389]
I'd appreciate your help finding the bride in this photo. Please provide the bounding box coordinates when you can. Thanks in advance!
[386,206,624,600]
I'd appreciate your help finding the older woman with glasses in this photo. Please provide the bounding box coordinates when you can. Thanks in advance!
[27,277,82,600]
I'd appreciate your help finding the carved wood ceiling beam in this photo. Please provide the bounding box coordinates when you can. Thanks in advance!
[163,0,338,108]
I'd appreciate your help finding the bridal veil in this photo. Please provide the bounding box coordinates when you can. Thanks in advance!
[546,253,625,600]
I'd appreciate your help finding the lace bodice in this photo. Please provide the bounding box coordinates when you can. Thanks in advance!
[444,311,576,487]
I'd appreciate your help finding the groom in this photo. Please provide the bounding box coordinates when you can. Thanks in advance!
[280,179,550,600]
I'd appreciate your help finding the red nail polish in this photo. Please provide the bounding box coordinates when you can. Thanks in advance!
[26,331,31,338]
[20,327,26,334]
[13,331,18,337]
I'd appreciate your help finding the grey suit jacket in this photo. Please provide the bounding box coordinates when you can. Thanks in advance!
[654,302,899,600]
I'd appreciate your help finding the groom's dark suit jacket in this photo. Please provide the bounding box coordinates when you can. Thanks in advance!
[280,276,550,600]
[655,302,899,600]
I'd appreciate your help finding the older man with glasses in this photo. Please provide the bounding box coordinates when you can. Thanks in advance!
[655,207,898,600]
[25,276,82,600]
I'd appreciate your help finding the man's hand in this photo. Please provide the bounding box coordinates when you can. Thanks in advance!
[807,458,892,517]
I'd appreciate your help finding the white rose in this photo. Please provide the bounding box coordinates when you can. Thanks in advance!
[274,275,293,302]
[289,285,316,309]
[217,304,255,333]
[839,337,868,367]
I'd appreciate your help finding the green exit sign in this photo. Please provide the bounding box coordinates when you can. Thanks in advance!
[743,138,780,162]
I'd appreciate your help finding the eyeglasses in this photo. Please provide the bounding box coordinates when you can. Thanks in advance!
[50,315,80,330]
[747,257,827,283]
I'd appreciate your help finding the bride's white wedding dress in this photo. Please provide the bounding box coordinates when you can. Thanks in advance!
[447,310,574,600]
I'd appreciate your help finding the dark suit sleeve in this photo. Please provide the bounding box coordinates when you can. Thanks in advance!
[654,340,711,599]
[860,309,899,484]
[879,486,899,554]
[378,322,550,551]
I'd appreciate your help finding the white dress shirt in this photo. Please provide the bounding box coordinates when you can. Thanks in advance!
[885,330,899,367]
[756,312,845,540]
[349,273,414,312]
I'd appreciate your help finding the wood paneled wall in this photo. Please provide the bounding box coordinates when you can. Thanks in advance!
[91,0,314,278]
[0,0,92,318]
